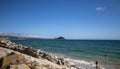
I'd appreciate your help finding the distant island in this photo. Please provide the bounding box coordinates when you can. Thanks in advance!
[55,36,65,40]
[0,36,25,40]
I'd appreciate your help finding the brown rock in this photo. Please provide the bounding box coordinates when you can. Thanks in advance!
[0,53,26,69]
[10,64,30,69]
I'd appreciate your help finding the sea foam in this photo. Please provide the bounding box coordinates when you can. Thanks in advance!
[37,49,106,69]
[65,58,106,69]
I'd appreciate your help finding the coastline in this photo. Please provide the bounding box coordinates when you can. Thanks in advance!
[0,37,107,69]
[0,37,69,69]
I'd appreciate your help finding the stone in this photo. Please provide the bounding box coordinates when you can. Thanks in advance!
[58,57,65,65]
[9,64,30,69]
[0,53,26,69]
[69,62,76,67]
[42,53,59,64]
[0,37,67,66]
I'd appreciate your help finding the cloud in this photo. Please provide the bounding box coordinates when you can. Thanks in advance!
[0,32,42,38]
[96,7,105,11]
[19,34,43,38]
[23,34,41,38]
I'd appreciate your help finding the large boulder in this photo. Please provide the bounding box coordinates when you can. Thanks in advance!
[24,47,39,58]
[0,52,27,69]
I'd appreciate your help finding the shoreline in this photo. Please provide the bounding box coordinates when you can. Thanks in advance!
[0,37,79,69]
[0,37,107,69]
[37,47,120,69]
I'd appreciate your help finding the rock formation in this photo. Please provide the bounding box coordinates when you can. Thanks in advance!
[0,37,79,69]
[55,36,65,40]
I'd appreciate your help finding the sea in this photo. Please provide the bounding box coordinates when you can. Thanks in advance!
[12,39,120,69]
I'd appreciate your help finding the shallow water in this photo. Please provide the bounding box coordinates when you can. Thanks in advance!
[12,39,120,69]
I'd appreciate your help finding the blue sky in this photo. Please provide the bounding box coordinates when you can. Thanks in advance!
[0,0,120,39]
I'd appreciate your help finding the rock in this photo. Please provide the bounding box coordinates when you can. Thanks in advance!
[0,52,6,59]
[55,36,65,40]
[42,67,48,69]
[9,64,30,69]
[0,48,9,58]
[0,43,6,47]
[0,52,26,69]
[0,47,70,69]
[69,62,76,67]
[41,53,59,65]
[0,37,67,66]
[24,47,39,58]
[58,57,65,65]
[34,66,41,69]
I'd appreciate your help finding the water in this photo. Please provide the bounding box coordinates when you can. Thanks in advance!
[12,39,120,69]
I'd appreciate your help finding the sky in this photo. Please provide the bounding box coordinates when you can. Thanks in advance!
[0,0,120,39]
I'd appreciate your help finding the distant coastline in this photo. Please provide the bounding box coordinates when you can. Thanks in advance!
[0,35,66,41]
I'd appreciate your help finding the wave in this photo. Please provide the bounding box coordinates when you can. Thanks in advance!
[37,49,106,69]
[65,58,106,69]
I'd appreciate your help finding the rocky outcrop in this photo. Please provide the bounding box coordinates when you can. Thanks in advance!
[0,52,30,69]
[0,47,68,69]
[0,37,79,69]
[0,37,65,65]
[55,36,65,40]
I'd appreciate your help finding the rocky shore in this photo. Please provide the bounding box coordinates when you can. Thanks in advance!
[0,37,78,69]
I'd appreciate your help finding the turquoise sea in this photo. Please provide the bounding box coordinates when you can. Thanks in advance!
[12,39,120,69]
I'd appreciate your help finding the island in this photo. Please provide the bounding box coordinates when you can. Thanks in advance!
[55,36,65,40]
